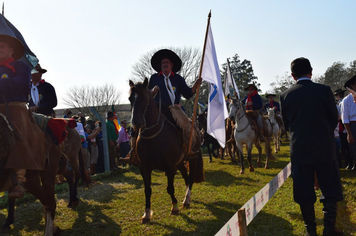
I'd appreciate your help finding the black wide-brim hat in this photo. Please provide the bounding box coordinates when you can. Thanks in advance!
[151,49,182,73]
[243,83,258,91]
[0,15,24,60]
[344,75,356,89]
[333,88,346,96]
[33,63,47,74]
[265,94,276,98]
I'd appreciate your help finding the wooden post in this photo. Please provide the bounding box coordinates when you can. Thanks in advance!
[238,208,248,236]
[188,10,211,154]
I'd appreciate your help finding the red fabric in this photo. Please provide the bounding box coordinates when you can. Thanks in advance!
[338,121,344,132]
[39,79,45,84]
[158,71,175,76]
[0,57,16,73]
[246,90,257,109]
[269,101,274,108]
[68,119,77,129]
[47,118,68,144]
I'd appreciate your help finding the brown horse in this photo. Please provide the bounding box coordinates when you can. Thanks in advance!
[0,113,62,235]
[225,117,239,163]
[1,125,88,232]
[129,78,204,224]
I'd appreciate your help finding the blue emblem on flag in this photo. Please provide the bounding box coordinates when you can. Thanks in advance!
[209,84,218,102]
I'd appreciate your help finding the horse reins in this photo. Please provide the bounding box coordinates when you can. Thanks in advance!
[234,102,250,133]
[139,89,165,139]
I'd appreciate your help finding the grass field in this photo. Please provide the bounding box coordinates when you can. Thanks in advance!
[0,141,355,236]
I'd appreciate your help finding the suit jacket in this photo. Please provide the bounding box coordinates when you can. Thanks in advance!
[29,81,57,116]
[280,79,338,165]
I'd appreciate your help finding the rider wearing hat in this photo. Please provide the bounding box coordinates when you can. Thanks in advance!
[29,64,57,117]
[120,49,202,165]
[241,83,267,138]
[0,14,47,199]
[264,94,280,114]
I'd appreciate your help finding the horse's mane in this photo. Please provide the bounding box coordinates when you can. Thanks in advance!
[239,101,255,125]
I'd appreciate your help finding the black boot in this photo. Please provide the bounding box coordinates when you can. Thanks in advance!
[300,204,317,236]
[322,202,343,236]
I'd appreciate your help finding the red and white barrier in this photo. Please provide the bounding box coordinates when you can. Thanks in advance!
[215,162,292,236]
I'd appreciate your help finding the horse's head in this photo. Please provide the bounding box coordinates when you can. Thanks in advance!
[197,113,207,131]
[229,99,243,121]
[128,78,151,131]
[267,108,275,117]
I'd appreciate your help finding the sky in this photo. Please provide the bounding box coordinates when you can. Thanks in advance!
[4,0,356,109]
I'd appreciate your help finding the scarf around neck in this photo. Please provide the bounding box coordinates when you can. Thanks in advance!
[0,57,16,73]
[246,90,257,109]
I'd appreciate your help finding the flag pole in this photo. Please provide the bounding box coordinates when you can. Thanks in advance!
[227,58,238,98]
[188,10,211,155]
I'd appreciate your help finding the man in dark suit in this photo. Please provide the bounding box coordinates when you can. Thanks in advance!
[280,57,343,236]
[29,64,57,117]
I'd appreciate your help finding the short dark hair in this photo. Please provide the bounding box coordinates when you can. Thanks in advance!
[291,57,312,78]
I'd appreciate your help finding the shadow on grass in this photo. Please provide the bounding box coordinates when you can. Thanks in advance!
[60,200,121,236]
[204,169,254,187]
[148,199,295,236]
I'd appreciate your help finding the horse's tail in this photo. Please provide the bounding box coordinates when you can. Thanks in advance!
[190,152,205,183]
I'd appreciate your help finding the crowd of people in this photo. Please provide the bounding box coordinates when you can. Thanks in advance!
[1,13,354,234]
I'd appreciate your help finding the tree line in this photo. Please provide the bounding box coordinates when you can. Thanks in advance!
[63,46,356,119]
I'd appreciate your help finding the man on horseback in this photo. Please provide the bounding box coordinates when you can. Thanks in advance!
[241,83,267,139]
[264,94,280,114]
[0,20,47,199]
[28,64,57,117]
[121,49,202,164]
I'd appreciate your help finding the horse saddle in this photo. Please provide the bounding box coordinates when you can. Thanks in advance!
[169,105,201,157]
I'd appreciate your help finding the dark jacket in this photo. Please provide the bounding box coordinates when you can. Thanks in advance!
[0,61,30,104]
[280,79,338,165]
[148,72,193,108]
[242,93,263,111]
[29,81,57,116]
[264,101,280,113]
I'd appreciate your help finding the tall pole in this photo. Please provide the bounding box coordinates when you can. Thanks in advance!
[2,3,4,15]
[227,58,239,99]
[188,11,211,154]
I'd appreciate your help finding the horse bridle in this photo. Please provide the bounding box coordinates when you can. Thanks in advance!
[234,102,250,133]
[138,89,165,139]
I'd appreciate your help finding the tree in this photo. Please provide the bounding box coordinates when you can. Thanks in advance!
[317,62,348,91]
[220,54,259,99]
[268,72,295,94]
[63,83,121,120]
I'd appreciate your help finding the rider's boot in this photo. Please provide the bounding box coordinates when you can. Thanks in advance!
[8,169,26,199]
[119,136,140,165]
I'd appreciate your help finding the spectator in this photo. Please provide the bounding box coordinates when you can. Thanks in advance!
[117,120,131,162]
[86,123,101,175]
[280,57,343,236]
[341,75,356,171]
[106,111,119,170]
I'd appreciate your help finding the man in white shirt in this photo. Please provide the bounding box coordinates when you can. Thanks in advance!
[340,75,356,171]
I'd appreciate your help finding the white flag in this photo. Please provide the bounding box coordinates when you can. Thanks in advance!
[201,24,229,148]
[224,59,240,99]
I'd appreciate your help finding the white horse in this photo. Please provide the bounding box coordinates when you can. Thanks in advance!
[229,99,276,173]
[267,108,281,153]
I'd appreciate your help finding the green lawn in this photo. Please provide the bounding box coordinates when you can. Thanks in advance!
[0,141,355,236]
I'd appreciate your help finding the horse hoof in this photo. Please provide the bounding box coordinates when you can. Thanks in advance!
[249,167,254,172]
[70,199,80,208]
[265,166,269,169]
[53,226,61,236]
[182,203,190,209]
[141,218,150,224]
[209,159,212,163]
[240,170,244,174]
[171,210,179,216]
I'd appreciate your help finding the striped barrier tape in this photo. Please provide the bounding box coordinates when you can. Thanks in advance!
[215,162,292,236]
